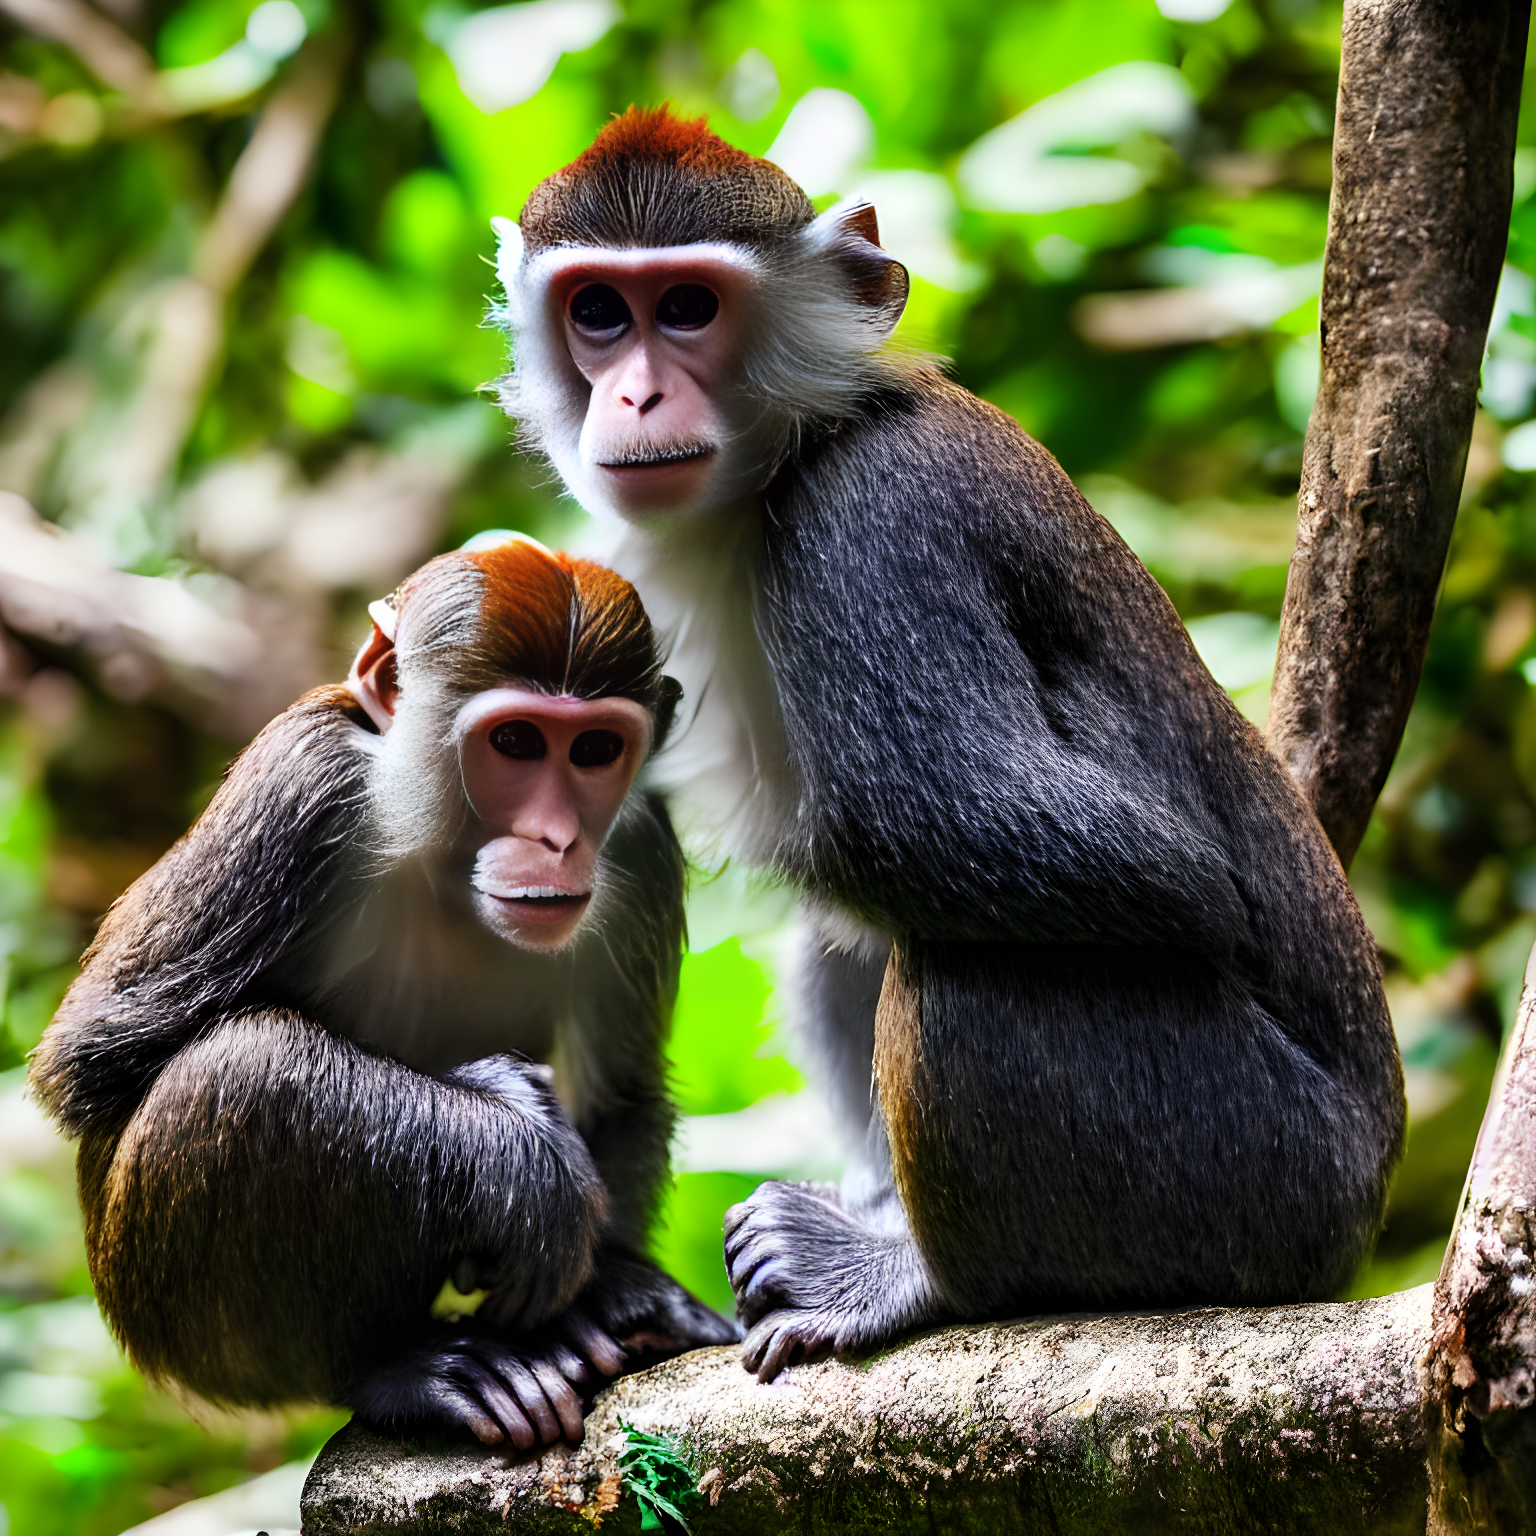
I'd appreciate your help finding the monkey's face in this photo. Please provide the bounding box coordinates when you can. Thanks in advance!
[451,688,652,952]
[553,253,755,518]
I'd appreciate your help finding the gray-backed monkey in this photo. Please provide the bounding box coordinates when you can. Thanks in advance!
[492,108,1406,1380]
[28,535,735,1444]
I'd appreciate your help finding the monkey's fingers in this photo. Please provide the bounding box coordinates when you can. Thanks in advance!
[465,1414,506,1446]
[742,1313,812,1383]
[723,1225,784,1300]
[452,1359,536,1450]
[737,1258,793,1322]
[525,1355,585,1442]
[419,1374,507,1446]
[543,1339,591,1386]
[722,1203,775,1274]
[495,1356,565,1445]
[722,1198,752,1246]
[559,1307,626,1377]
[348,1350,509,1446]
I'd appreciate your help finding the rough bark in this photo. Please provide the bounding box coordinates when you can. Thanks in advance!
[1423,948,1536,1533]
[1267,0,1529,870]
[304,1290,1434,1536]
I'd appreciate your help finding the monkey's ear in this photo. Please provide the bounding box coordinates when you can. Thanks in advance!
[348,619,399,734]
[844,204,880,246]
[812,200,909,339]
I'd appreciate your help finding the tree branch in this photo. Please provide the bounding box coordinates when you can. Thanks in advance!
[101,31,345,507]
[1267,0,1530,870]
[304,1289,1435,1535]
[0,0,160,100]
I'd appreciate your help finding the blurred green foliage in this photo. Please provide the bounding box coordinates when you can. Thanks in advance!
[2,0,1535,1531]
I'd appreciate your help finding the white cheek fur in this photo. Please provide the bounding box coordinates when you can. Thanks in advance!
[489,218,913,522]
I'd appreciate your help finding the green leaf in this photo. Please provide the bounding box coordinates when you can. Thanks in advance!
[618,1422,701,1535]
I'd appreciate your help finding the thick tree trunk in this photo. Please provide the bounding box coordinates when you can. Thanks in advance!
[1267,0,1529,870]
[1423,950,1536,1533]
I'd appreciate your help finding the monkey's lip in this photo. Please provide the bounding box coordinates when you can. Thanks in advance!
[597,446,715,474]
[480,887,591,926]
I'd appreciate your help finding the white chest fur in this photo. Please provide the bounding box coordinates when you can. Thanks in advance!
[602,512,799,871]
[311,858,570,1072]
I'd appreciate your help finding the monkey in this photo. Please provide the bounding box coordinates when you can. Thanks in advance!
[27,533,737,1445]
[489,107,1407,1382]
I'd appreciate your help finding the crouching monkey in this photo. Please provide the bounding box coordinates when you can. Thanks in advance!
[28,534,736,1447]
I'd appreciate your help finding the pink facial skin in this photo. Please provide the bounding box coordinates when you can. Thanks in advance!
[554,253,750,516]
[350,626,654,953]
[452,689,652,951]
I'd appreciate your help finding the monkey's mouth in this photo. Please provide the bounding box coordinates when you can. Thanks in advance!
[597,442,715,471]
[474,880,591,928]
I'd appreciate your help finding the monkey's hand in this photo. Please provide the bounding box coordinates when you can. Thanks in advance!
[347,1308,626,1450]
[441,1052,609,1337]
[574,1246,742,1361]
[724,1180,940,1382]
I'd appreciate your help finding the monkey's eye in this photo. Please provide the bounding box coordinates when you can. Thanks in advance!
[490,720,547,760]
[656,284,719,331]
[570,730,624,768]
[569,284,632,337]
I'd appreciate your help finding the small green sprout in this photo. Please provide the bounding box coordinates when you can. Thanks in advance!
[617,1420,702,1533]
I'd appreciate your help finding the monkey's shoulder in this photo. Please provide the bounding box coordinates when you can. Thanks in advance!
[771,373,1179,666]
[32,686,379,1131]
[792,372,1136,568]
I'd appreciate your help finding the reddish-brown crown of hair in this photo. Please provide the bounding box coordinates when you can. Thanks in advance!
[571,106,757,177]
[393,538,670,721]
[520,104,815,254]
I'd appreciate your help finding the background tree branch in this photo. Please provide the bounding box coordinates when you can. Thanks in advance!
[1268,0,1530,870]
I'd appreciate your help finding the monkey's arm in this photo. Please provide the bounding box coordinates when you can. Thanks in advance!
[764,385,1252,952]
[83,1011,608,1428]
[30,685,373,1135]
[569,792,682,1246]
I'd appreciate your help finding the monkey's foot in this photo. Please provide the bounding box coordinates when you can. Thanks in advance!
[349,1309,624,1450]
[724,1180,941,1382]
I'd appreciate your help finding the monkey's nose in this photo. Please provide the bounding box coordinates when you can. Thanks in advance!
[619,391,663,414]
